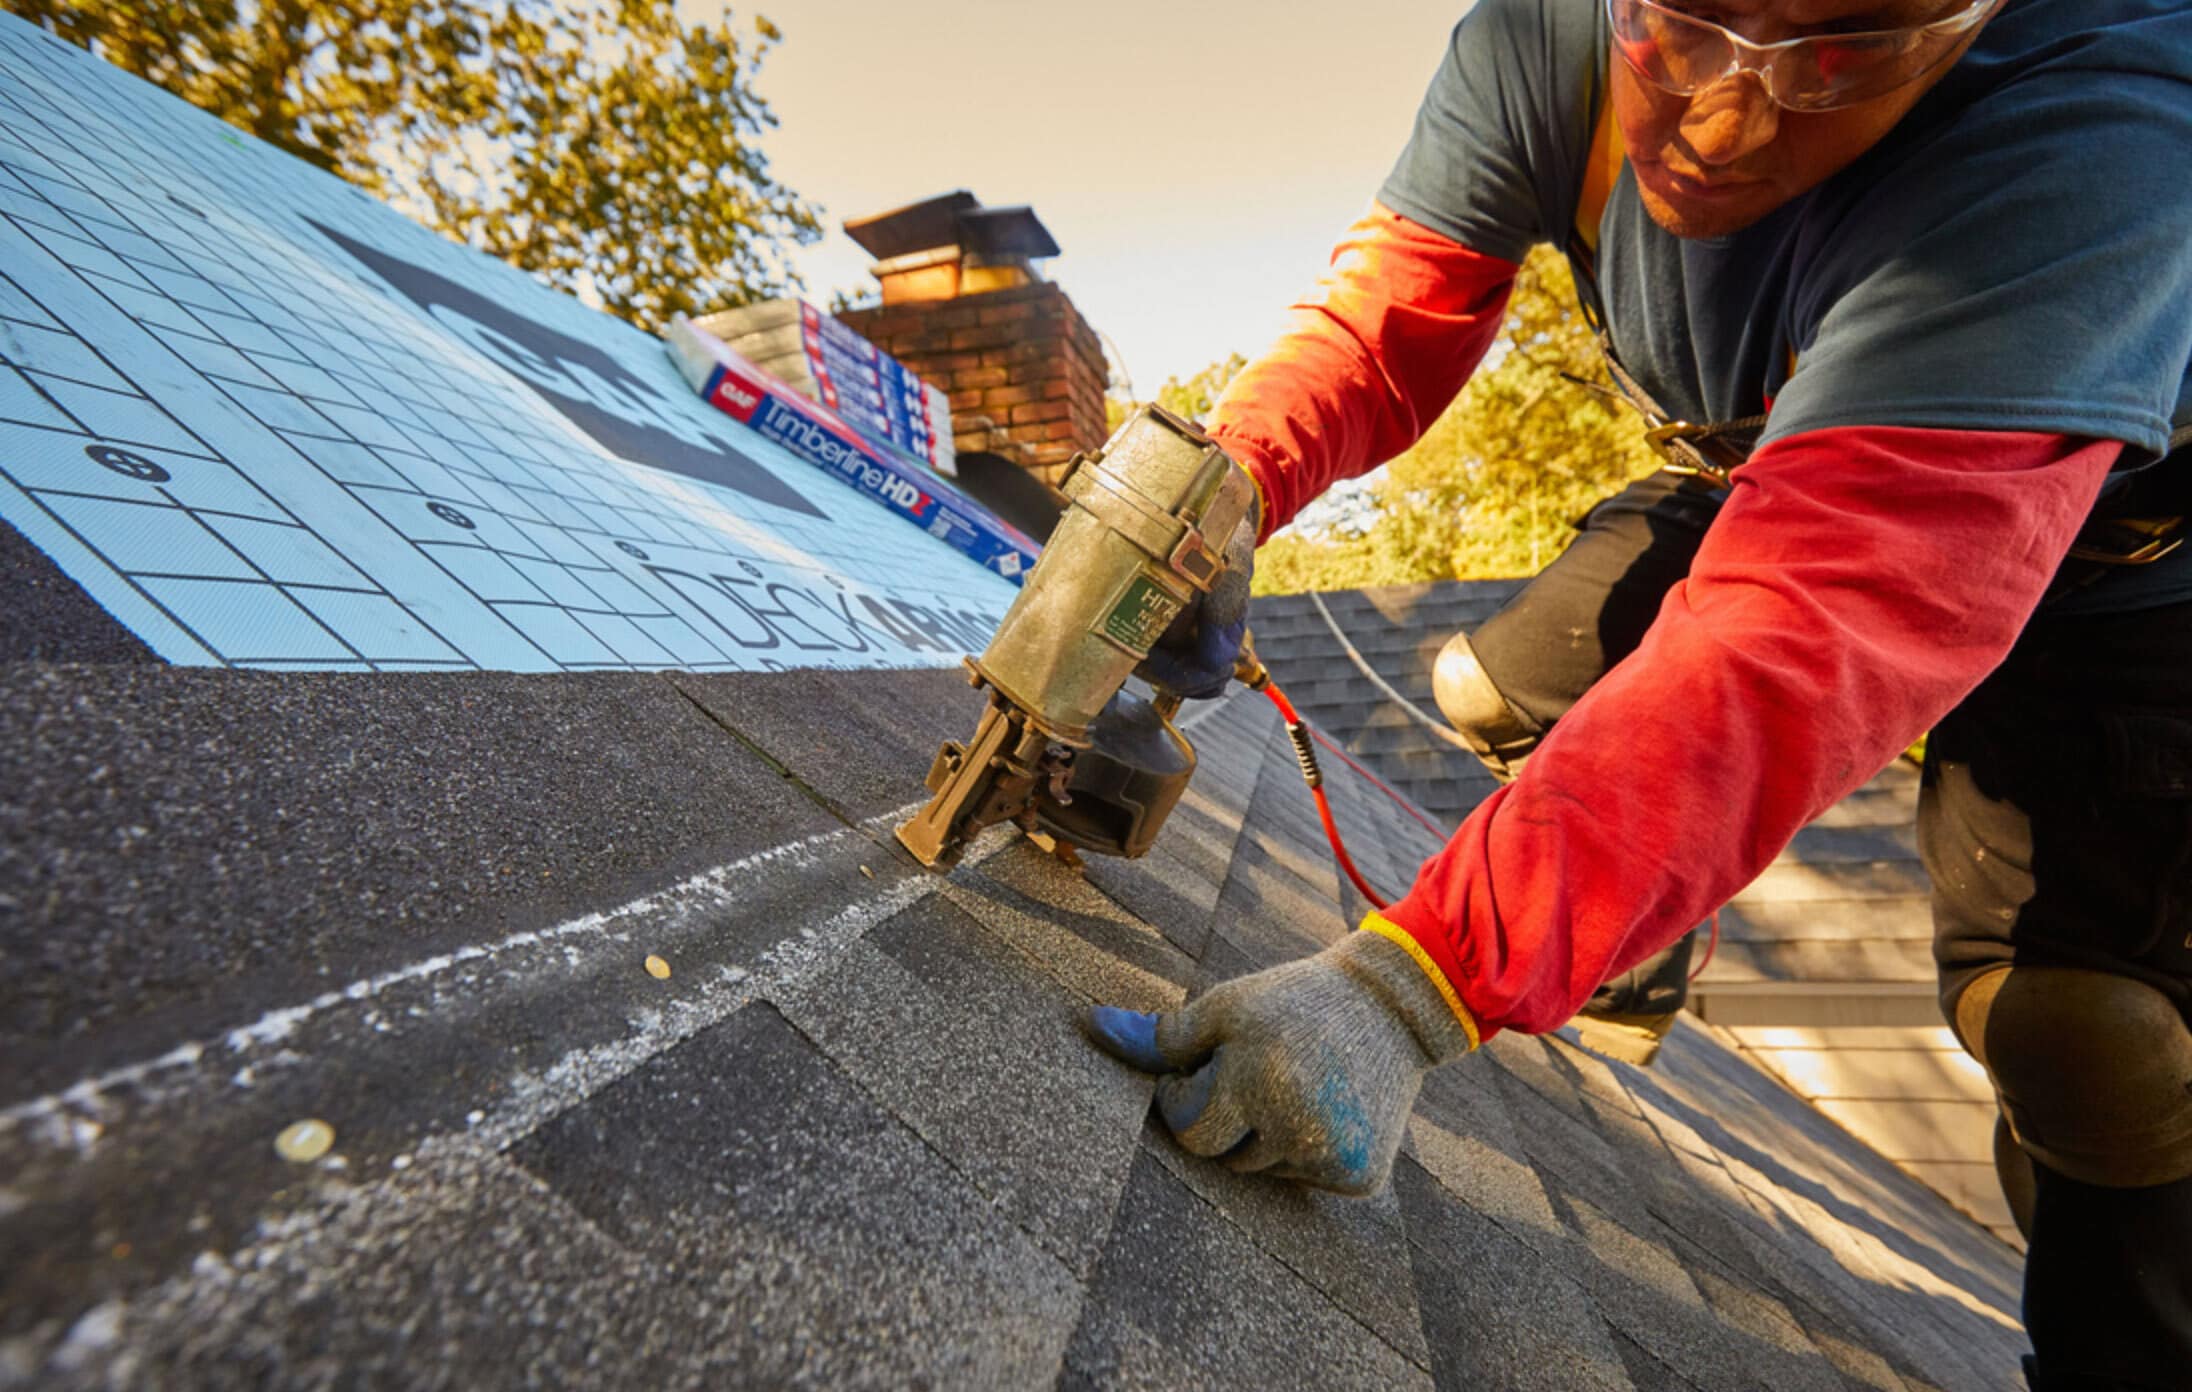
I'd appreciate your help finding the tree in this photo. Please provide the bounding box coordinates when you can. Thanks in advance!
[1106,351,1249,436]
[1253,244,1659,594]
[5,0,821,327]
[1154,352,1248,423]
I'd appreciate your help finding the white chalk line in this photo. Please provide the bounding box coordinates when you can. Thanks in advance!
[472,869,942,1151]
[449,820,1015,1151]
[0,820,1021,1379]
[1,802,929,1147]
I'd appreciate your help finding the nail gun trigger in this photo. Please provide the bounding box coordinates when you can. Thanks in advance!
[1042,744,1076,807]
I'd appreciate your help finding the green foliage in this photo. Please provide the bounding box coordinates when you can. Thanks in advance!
[1154,352,1248,423]
[1105,350,1250,440]
[6,0,821,327]
[1252,245,1660,595]
[1104,393,1133,436]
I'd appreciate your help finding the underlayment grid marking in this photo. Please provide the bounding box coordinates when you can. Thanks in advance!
[0,16,1015,672]
[0,262,465,669]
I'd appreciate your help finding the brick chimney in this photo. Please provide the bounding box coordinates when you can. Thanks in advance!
[836,193,1109,492]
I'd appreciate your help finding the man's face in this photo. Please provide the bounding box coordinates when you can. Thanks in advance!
[1611,0,1994,239]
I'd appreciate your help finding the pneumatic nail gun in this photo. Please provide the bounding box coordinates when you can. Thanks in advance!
[895,405,1260,869]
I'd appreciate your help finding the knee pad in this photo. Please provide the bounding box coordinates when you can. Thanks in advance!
[1957,965,2192,1188]
[1430,632,1544,784]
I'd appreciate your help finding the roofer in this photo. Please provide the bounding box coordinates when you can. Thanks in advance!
[1084,1,2192,1384]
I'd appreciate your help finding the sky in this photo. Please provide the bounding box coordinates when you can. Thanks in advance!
[696,1,1477,395]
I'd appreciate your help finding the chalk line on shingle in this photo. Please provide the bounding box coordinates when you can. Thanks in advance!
[1,800,954,1154]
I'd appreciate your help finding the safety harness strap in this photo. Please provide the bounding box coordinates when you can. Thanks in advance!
[1565,95,1764,488]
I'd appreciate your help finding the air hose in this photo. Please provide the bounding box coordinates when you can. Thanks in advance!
[1255,671,1720,983]
[1258,677,1399,909]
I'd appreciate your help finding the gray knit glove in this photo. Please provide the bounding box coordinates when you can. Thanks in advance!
[1084,927,1476,1195]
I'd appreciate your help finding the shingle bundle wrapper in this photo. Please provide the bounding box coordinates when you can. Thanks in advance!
[693,298,955,478]
[664,316,1036,585]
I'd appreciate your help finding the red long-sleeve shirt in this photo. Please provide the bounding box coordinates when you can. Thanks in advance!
[1211,204,2117,1040]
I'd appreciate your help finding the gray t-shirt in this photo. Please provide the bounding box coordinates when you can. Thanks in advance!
[1379,0,2192,612]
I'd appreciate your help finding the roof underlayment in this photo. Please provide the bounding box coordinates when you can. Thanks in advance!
[0,16,2028,1388]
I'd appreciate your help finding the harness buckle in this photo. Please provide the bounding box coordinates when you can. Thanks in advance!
[1643,421,1736,489]
[2065,516,2186,567]
[2120,532,2184,566]
[1644,420,1703,449]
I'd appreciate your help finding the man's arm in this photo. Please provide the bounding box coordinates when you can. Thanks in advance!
[1209,202,1519,538]
[1382,425,2119,1037]
[1092,425,2114,1192]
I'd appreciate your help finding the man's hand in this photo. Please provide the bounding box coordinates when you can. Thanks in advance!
[1082,928,1473,1195]
[1134,492,1258,700]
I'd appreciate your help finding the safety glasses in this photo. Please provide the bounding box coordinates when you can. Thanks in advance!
[1607,0,2000,112]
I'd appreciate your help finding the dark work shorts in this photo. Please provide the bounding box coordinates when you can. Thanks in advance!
[1466,467,2192,1015]
[1923,599,2192,1018]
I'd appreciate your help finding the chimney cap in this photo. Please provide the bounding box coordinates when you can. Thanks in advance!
[845,192,1060,263]
[957,206,1060,261]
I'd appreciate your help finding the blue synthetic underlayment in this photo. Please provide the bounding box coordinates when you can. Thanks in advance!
[0,14,1017,672]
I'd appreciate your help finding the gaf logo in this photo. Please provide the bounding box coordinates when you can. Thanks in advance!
[713,377,762,418]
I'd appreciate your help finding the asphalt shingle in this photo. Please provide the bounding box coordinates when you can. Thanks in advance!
[0,664,836,1090]
[512,1002,1086,1388]
[1058,1147,1432,1392]
[773,892,1161,1277]
[0,516,154,665]
[1136,1120,1432,1369]
[3,653,2037,1391]
[1394,1156,1634,1392]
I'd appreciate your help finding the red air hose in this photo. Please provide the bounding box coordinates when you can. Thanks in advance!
[1260,675,1721,981]
[1260,679,1396,909]
[1692,911,1721,984]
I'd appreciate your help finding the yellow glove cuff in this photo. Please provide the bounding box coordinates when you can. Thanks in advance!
[1360,912,1480,1051]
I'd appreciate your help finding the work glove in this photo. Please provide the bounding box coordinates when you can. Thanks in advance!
[1134,491,1258,701]
[1083,926,1474,1196]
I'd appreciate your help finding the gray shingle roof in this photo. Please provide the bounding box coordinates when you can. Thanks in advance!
[3,657,2029,1388]
[1251,582,1523,828]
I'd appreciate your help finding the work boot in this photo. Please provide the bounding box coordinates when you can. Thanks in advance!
[1569,930,1696,1067]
